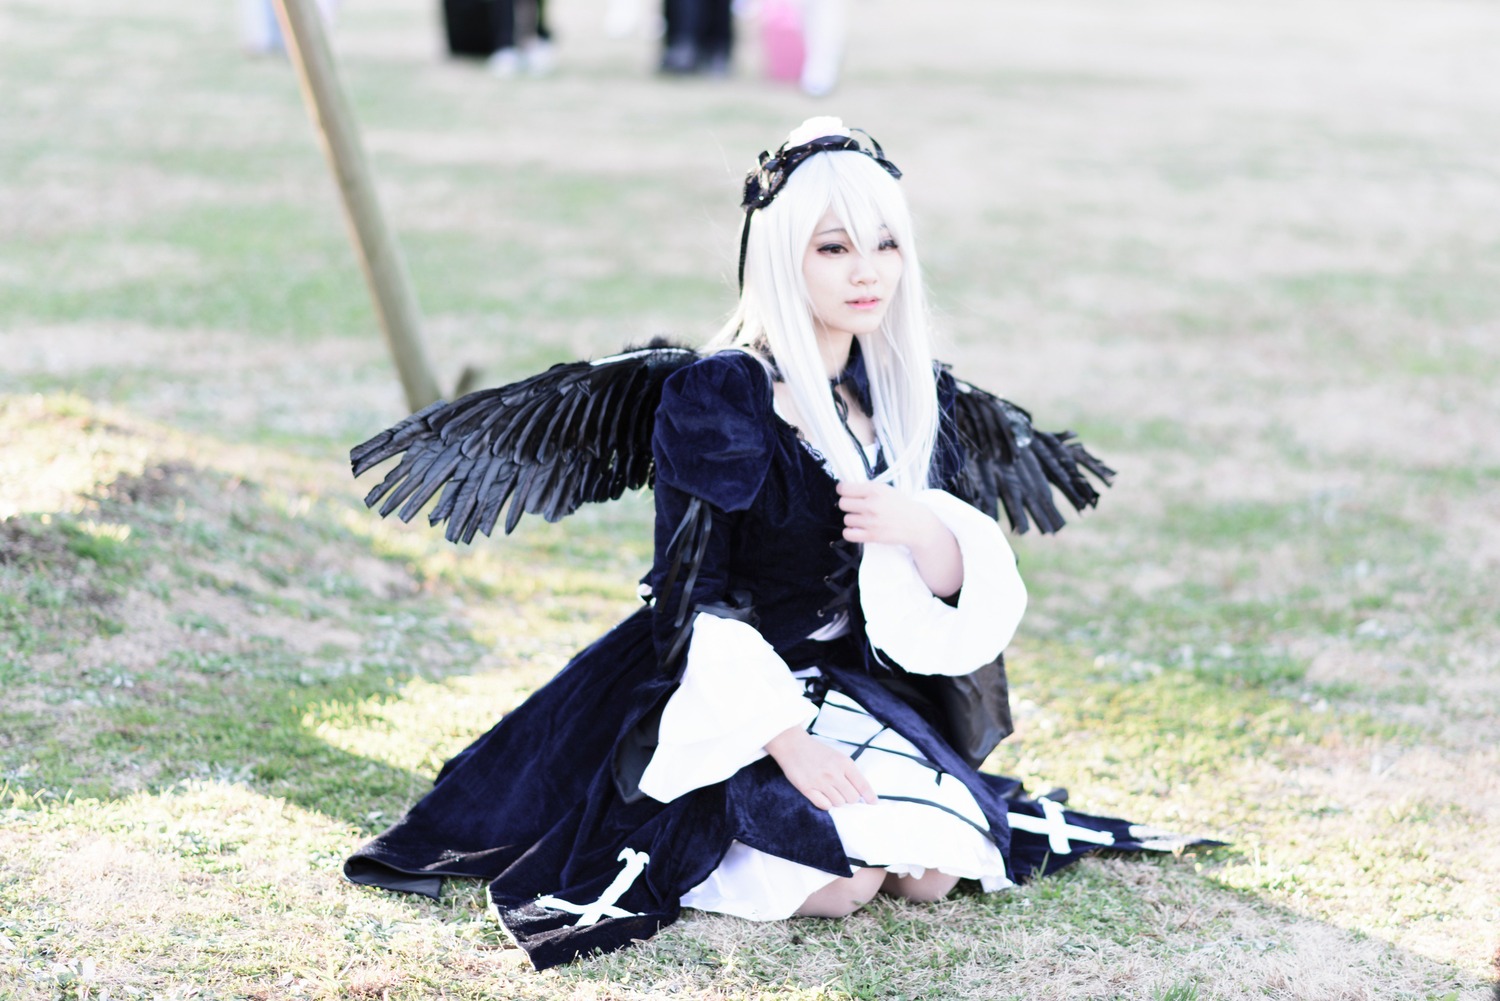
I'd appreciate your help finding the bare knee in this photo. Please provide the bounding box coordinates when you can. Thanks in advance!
[795,867,886,918]
[881,869,960,904]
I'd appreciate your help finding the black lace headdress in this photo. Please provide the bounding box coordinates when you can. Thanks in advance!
[737,126,902,289]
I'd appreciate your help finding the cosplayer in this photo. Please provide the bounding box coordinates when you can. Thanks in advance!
[344,117,1205,970]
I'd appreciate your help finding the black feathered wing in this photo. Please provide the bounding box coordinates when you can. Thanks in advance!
[350,344,700,544]
[946,375,1115,534]
[351,347,1111,543]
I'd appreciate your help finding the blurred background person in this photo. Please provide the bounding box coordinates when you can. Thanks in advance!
[487,0,555,77]
[759,0,804,85]
[439,0,554,76]
[757,0,848,96]
[660,0,735,76]
[798,0,847,96]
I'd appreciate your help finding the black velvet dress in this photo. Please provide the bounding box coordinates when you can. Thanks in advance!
[345,351,1185,970]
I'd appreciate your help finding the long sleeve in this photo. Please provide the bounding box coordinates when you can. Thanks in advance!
[858,488,1027,676]
[637,613,817,803]
[634,353,816,804]
[850,368,1027,675]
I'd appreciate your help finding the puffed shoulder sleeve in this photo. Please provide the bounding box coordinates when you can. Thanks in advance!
[653,352,775,512]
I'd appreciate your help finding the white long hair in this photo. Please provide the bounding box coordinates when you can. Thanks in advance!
[706,148,941,492]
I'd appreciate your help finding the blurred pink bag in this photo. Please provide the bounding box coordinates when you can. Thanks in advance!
[761,0,805,82]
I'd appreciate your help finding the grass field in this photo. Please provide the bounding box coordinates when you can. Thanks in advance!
[2,0,1498,998]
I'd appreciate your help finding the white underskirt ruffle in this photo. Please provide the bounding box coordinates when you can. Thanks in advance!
[682,689,1012,920]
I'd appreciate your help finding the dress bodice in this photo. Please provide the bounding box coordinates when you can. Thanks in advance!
[643,351,853,664]
[643,349,961,670]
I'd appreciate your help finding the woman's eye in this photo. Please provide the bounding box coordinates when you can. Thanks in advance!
[879,238,900,251]
[818,243,848,254]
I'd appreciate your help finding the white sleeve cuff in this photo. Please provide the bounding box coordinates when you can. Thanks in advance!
[858,489,1027,676]
[637,613,818,804]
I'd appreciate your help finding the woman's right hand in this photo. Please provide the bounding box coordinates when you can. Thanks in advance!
[765,726,878,811]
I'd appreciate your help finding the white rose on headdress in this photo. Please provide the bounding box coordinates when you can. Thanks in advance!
[785,116,849,147]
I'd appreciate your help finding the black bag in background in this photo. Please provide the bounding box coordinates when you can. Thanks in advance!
[443,0,507,57]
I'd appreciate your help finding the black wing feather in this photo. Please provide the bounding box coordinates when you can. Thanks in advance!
[393,445,465,523]
[473,460,520,540]
[351,343,700,543]
[353,344,1110,544]
[949,375,1114,534]
[349,400,447,474]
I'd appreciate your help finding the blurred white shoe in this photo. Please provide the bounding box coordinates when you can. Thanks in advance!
[487,47,520,78]
[522,39,555,76]
[800,64,837,97]
[800,78,836,97]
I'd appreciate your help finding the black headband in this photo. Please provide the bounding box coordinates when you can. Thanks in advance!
[737,129,903,290]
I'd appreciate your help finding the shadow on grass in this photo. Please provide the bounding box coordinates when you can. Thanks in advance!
[0,449,636,835]
[2,633,464,833]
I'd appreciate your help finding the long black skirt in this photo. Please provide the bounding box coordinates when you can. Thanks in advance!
[345,607,1192,969]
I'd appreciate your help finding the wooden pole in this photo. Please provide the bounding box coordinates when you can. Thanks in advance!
[271,0,443,411]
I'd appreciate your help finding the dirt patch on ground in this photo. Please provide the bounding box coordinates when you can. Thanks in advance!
[318,545,423,602]
[100,460,196,507]
[0,518,74,569]
[26,583,367,686]
[0,521,119,615]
